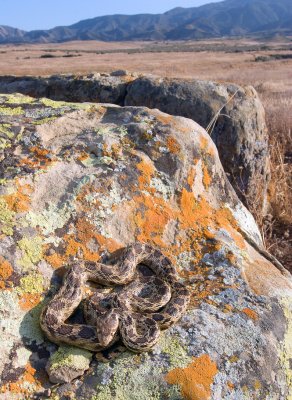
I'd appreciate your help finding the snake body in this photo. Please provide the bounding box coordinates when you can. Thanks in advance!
[40,243,190,352]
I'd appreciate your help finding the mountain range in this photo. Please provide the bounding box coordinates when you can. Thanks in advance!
[1,0,291,44]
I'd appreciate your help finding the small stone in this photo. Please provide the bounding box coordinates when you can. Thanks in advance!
[110,70,128,77]
[46,345,92,384]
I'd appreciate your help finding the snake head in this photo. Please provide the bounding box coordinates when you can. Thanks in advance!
[96,309,120,348]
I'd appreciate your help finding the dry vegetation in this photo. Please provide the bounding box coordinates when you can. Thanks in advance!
[0,37,291,269]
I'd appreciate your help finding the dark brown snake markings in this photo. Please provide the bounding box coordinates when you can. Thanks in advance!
[40,243,191,353]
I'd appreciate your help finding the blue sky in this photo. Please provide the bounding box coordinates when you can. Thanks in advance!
[1,0,221,31]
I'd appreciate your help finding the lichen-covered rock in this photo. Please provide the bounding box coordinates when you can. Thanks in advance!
[126,76,270,213]
[46,346,92,384]
[0,73,269,211]
[0,93,291,400]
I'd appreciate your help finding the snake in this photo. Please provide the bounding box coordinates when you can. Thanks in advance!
[40,243,191,353]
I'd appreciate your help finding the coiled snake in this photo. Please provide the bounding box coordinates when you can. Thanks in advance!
[40,243,190,353]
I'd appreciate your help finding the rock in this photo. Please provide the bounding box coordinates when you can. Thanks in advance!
[0,73,270,212]
[46,346,92,384]
[0,93,290,400]
[0,73,135,105]
[110,69,129,77]
[125,76,270,213]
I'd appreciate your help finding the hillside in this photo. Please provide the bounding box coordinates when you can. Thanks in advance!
[0,0,291,44]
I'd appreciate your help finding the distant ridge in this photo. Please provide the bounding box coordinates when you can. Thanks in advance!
[1,0,291,44]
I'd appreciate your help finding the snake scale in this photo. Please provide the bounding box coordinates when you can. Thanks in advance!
[40,243,190,353]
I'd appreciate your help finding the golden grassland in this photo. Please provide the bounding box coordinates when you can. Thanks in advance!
[0,37,291,268]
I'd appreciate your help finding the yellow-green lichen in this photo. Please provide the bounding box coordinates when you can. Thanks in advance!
[0,105,24,115]
[81,155,115,167]
[159,333,192,368]
[0,124,14,149]
[49,345,92,371]
[5,94,35,104]
[0,124,24,149]
[280,297,292,399]
[32,116,59,125]
[0,197,16,235]
[0,123,14,137]
[17,273,44,295]
[40,97,92,110]
[0,138,11,150]
[40,98,67,109]
[17,236,43,270]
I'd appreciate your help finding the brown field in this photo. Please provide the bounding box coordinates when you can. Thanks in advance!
[0,37,291,268]
[0,38,291,81]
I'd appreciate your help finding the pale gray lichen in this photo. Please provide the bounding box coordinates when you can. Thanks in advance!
[149,172,174,201]
[88,183,126,238]
[92,333,191,400]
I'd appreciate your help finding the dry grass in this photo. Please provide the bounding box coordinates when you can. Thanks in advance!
[0,37,291,270]
[261,92,292,270]
[0,37,291,77]
[222,71,292,271]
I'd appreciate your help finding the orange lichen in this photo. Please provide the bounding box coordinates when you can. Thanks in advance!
[100,143,123,160]
[227,381,235,390]
[136,159,155,189]
[203,166,212,188]
[226,251,236,264]
[45,218,122,269]
[134,193,176,248]
[0,363,41,396]
[77,151,89,162]
[200,136,209,151]
[18,293,41,311]
[224,304,234,313]
[254,380,262,390]
[18,146,56,171]
[200,134,217,157]
[155,113,174,126]
[0,257,13,289]
[187,165,196,188]
[242,307,258,320]
[179,190,212,229]
[4,182,33,213]
[30,146,49,158]
[111,143,123,159]
[165,354,218,400]
[154,112,189,134]
[44,251,65,269]
[167,136,181,154]
[23,363,37,384]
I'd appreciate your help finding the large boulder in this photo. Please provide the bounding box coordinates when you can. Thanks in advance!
[0,73,270,211]
[0,94,290,400]
[125,76,270,213]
